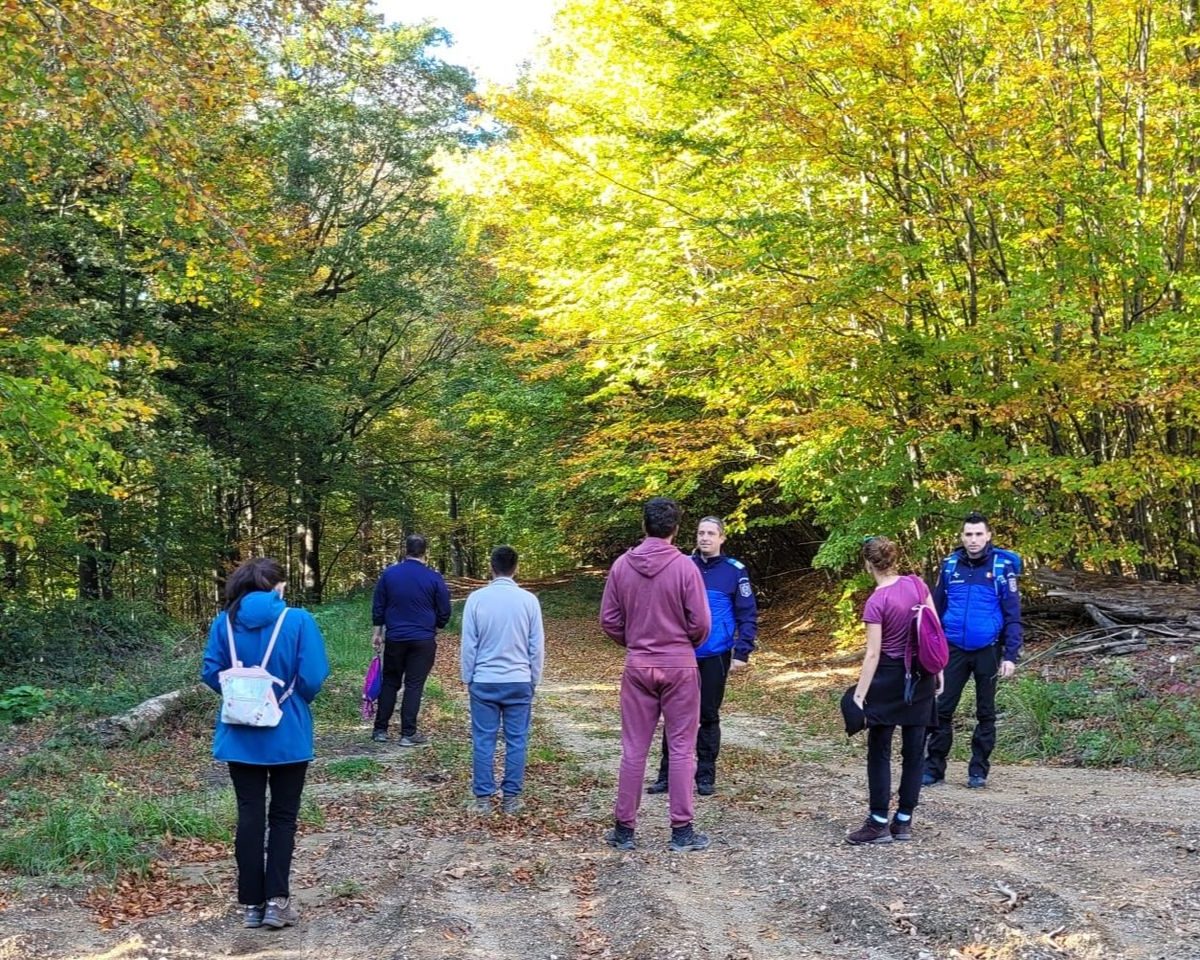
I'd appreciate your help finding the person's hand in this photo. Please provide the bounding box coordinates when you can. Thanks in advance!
[372,634,383,655]
[935,672,945,696]
[853,691,865,709]
[730,658,749,674]
[999,659,1016,679]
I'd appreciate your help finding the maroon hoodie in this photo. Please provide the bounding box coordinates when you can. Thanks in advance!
[600,537,712,668]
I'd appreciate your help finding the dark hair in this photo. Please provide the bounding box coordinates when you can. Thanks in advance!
[405,534,428,558]
[224,557,285,627]
[490,545,518,577]
[862,536,899,573]
[962,511,991,531]
[643,497,682,538]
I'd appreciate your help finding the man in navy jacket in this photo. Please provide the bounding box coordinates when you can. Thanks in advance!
[923,512,1023,788]
[371,534,452,746]
[647,515,758,796]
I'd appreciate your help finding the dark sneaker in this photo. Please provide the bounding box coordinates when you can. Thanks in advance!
[645,779,668,795]
[605,823,636,850]
[846,816,893,845]
[967,774,987,788]
[262,897,298,929]
[243,903,265,928]
[470,795,494,814]
[371,730,388,743]
[669,825,711,853]
[500,795,524,814]
[398,732,430,747]
[696,781,715,796]
[922,772,943,787]
[890,817,913,841]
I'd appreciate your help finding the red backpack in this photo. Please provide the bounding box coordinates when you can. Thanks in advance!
[905,574,949,674]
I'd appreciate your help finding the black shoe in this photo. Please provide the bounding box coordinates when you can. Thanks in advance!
[922,772,943,787]
[605,823,636,850]
[399,731,430,747]
[967,774,987,788]
[890,816,913,841]
[696,781,715,796]
[262,896,298,929]
[243,903,265,928]
[846,816,893,845]
[645,779,668,795]
[669,824,711,852]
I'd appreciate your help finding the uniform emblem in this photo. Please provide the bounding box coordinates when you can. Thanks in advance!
[739,581,752,597]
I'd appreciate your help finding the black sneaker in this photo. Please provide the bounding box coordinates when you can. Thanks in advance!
[922,772,943,787]
[846,816,893,845]
[967,774,987,788]
[645,779,668,795]
[605,823,636,850]
[696,781,715,796]
[243,903,265,928]
[890,816,913,841]
[398,732,430,747]
[371,730,388,743]
[669,824,711,852]
[262,896,298,929]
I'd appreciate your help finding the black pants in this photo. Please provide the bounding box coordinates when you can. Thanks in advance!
[924,643,1000,780]
[867,724,925,817]
[375,638,437,737]
[228,761,308,906]
[655,652,731,786]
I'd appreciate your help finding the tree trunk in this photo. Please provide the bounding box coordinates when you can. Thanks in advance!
[298,487,324,605]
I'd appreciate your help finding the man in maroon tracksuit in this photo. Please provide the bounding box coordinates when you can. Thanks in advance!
[600,497,712,853]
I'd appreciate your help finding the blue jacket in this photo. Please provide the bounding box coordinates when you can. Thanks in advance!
[692,553,758,660]
[933,545,1023,661]
[372,558,452,642]
[202,590,330,765]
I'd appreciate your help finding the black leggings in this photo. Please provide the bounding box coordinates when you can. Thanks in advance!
[228,761,309,905]
[867,724,926,818]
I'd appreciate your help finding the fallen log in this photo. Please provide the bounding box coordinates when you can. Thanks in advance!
[88,685,202,747]
[1032,569,1200,623]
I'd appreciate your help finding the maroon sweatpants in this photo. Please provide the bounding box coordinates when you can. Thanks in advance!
[614,664,700,829]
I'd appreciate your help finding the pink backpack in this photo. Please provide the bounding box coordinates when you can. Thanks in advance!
[906,575,949,674]
[361,655,382,721]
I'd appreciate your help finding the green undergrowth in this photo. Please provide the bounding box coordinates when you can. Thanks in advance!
[531,574,605,620]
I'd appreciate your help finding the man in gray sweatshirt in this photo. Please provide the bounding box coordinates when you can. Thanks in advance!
[460,545,546,814]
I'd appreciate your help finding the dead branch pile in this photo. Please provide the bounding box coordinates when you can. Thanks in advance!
[1032,569,1200,656]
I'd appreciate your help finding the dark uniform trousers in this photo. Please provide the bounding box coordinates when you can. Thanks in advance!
[655,651,731,787]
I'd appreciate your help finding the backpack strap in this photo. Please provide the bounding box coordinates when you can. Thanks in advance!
[259,608,288,670]
[225,609,291,696]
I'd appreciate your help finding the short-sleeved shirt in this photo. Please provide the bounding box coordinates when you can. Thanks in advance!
[862,576,927,659]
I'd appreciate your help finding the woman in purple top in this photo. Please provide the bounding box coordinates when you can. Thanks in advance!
[846,537,943,845]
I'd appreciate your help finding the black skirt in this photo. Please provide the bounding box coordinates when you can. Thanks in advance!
[864,654,938,729]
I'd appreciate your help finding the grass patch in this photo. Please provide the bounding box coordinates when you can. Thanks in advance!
[323,757,385,782]
[532,575,605,620]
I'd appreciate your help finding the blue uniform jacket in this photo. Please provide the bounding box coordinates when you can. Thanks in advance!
[933,545,1023,662]
[202,590,330,765]
[692,552,758,660]
[372,558,452,641]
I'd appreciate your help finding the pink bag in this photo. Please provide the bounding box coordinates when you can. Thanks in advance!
[361,655,382,721]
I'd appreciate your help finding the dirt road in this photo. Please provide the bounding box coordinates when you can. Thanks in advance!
[1,617,1197,960]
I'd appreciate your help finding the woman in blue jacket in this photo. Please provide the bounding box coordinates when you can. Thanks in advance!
[202,557,330,930]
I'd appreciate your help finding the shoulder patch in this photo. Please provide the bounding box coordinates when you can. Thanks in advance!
[739,581,752,598]
[725,557,745,569]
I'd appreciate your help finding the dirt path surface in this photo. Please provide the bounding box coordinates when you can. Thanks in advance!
[1,616,1198,960]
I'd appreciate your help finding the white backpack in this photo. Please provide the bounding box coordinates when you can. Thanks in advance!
[218,608,293,727]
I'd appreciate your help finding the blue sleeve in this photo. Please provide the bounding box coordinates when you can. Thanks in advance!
[372,574,386,627]
[732,576,758,660]
[292,610,330,704]
[435,576,452,629]
[201,615,227,694]
[999,566,1024,662]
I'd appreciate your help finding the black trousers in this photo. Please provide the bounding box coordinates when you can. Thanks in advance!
[924,643,1000,780]
[655,652,731,786]
[867,724,926,817]
[228,761,308,905]
[375,638,437,737]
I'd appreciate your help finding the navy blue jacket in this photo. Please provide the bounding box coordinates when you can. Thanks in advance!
[372,558,452,642]
[933,545,1023,662]
[692,552,758,661]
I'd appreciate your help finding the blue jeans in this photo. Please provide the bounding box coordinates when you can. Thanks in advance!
[469,681,534,798]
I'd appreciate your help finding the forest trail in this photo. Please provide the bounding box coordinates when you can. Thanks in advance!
[0,616,1197,960]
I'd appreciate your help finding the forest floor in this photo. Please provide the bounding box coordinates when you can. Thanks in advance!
[0,584,1198,960]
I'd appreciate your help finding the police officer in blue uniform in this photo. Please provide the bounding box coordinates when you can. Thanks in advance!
[923,512,1023,788]
[647,516,758,796]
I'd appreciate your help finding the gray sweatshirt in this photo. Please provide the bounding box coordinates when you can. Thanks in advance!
[460,577,545,686]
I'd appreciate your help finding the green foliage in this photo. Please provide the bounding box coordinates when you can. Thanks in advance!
[0,685,51,725]
[323,757,385,782]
